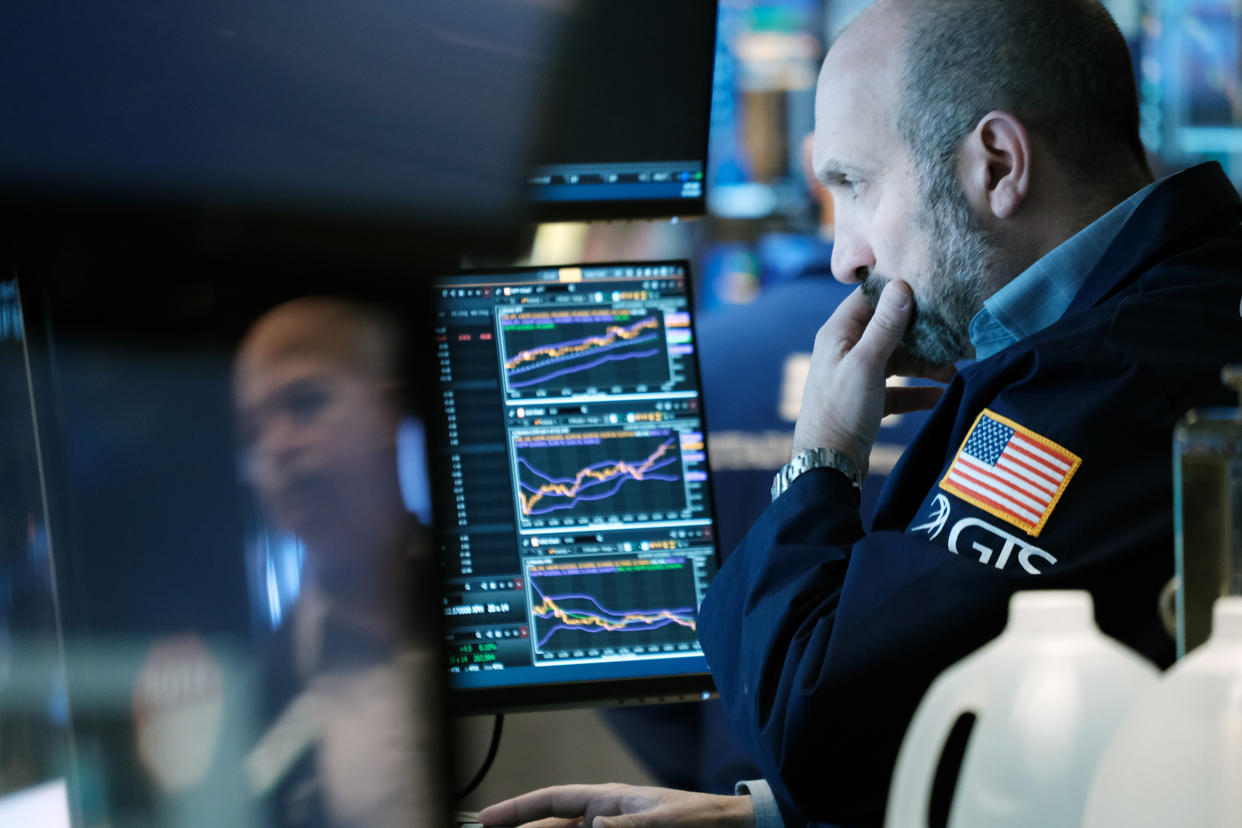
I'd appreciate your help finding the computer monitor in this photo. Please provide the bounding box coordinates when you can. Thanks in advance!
[527,1,718,221]
[0,0,559,248]
[430,261,721,713]
[12,235,454,827]
[1140,0,1242,181]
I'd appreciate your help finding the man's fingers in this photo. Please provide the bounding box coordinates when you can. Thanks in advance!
[854,281,913,366]
[884,385,945,415]
[885,348,957,383]
[817,285,878,354]
[481,786,617,826]
[595,816,643,828]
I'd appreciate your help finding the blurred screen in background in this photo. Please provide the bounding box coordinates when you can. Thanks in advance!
[0,1,572,826]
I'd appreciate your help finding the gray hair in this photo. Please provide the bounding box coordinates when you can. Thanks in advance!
[894,0,1149,201]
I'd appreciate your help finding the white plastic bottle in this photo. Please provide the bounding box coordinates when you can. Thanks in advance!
[1082,596,1242,828]
[884,591,1159,828]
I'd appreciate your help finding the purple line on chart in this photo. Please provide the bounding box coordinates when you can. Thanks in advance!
[507,333,660,377]
[535,617,686,649]
[509,347,662,390]
[518,454,680,487]
[502,316,659,371]
[523,470,680,515]
[530,580,692,619]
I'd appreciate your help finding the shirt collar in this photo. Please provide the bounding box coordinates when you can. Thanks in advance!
[968,177,1162,360]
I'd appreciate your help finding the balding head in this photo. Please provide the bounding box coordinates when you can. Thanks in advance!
[819,0,1148,193]
[236,297,404,394]
[811,0,1152,365]
[234,297,408,555]
[812,0,906,191]
[891,0,1149,192]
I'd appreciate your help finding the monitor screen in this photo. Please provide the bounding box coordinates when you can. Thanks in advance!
[527,2,718,220]
[10,220,454,826]
[1139,0,1242,183]
[430,261,721,712]
[0,0,558,235]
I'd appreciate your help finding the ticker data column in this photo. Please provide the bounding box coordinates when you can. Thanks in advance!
[434,312,522,579]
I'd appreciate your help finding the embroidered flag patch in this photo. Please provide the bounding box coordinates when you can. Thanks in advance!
[939,409,1081,537]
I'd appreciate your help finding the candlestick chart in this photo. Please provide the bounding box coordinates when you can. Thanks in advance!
[500,307,669,394]
[527,556,701,655]
[513,429,686,523]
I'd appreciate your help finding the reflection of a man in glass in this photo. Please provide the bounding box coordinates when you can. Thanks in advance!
[233,297,439,828]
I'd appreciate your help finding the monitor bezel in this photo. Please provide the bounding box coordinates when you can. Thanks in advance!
[526,0,719,224]
[529,195,709,224]
[450,673,717,716]
[431,258,724,716]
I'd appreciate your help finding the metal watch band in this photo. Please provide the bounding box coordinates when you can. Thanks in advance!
[771,447,861,501]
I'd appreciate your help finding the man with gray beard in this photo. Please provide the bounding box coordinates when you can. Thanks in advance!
[481,1,1242,826]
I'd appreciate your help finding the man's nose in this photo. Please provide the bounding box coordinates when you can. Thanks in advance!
[830,226,876,284]
[256,416,303,467]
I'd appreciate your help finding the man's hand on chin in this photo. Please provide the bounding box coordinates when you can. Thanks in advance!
[479,783,756,828]
[792,279,953,480]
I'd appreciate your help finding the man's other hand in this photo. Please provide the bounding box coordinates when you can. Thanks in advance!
[479,783,755,828]
[791,280,953,479]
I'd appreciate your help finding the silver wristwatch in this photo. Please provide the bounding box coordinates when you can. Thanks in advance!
[771,447,861,501]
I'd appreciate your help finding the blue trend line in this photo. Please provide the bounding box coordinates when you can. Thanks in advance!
[507,333,659,376]
[525,471,680,515]
[503,316,656,364]
[530,579,692,618]
[537,617,686,649]
[518,453,679,488]
[509,348,661,390]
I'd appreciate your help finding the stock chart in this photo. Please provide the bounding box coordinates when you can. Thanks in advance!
[434,265,717,685]
[527,555,701,658]
[500,306,670,395]
[512,429,686,524]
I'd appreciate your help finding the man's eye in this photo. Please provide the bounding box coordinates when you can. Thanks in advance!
[826,174,865,199]
[286,389,328,421]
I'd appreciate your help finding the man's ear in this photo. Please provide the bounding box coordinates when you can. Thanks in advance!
[960,110,1031,220]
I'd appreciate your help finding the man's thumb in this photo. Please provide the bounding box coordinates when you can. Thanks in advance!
[857,280,912,358]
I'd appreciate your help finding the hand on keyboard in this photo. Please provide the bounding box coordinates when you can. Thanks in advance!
[477,783,754,828]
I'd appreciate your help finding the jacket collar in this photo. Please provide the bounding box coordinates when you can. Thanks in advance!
[1065,162,1242,315]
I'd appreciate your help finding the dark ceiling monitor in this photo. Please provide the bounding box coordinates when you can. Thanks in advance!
[430,261,721,713]
[0,0,560,246]
[528,1,719,221]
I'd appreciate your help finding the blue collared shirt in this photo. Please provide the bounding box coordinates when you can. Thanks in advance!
[968,178,1162,360]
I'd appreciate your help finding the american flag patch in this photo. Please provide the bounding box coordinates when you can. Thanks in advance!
[940,409,1081,537]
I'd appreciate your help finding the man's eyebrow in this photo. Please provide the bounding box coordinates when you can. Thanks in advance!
[816,160,868,185]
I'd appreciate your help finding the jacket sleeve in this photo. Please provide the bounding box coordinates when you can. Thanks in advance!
[699,468,1048,827]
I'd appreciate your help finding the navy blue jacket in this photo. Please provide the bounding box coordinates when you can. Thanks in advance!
[698,162,1242,828]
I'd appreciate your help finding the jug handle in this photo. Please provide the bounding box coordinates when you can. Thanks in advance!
[884,665,984,828]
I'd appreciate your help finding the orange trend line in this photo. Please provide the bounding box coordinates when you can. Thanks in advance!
[532,594,696,633]
[505,317,658,371]
[520,438,674,515]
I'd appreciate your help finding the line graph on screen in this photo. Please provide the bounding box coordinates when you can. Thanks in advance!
[527,556,700,655]
[513,430,685,523]
[500,307,669,393]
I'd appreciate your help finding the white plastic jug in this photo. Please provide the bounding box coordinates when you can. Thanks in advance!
[1082,596,1242,828]
[884,590,1158,828]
